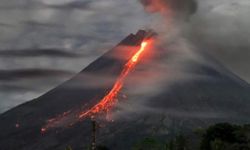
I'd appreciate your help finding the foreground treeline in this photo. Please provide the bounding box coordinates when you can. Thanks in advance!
[199,123,250,150]
[132,123,250,150]
[66,123,250,150]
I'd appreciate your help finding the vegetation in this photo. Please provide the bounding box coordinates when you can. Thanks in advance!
[132,123,250,150]
[96,145,110,150]
[65,123,250,150]
[132,137,164,150]
[200,123,250,150]
[65,146,72,150]
[132,134,189,150]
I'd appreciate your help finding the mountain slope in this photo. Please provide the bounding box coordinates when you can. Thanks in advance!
[0,30,250,150]
[0,30,148,150]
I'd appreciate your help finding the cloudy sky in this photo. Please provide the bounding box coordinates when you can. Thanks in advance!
[0,0,249,113]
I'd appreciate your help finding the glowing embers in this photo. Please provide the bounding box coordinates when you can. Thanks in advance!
[78,41,150,119]
[41,110,72,133]
[41,40,151,132]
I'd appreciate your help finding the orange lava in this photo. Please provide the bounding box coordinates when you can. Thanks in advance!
[41,40,151,133]
[79,41,150,119]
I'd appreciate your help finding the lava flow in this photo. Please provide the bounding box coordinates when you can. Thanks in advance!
[79,41,150,119]
[41,40,151,133]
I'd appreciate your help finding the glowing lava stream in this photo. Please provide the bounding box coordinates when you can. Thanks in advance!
[41,41,150,133]
[79,41,149,119]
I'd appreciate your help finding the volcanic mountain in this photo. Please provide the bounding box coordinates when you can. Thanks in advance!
[0,30,250,150]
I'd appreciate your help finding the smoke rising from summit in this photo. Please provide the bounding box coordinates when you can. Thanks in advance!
[139,0,197,19]
[138,0,250,83]
[108,0,250,120]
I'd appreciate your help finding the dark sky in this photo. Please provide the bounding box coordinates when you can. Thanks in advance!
[0,0,249,113]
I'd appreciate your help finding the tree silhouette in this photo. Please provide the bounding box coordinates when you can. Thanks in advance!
[200,123,250,150]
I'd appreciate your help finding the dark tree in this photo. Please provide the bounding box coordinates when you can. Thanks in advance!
[200,123,249,150]
[96,145,110,150]
[175,134,188,150]
[132,137,163,150]
[166,139,174,150]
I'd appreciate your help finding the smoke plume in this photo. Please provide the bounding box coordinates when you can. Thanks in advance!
[139,0,250,83]
[112,0,250,120]
[139,0,197,20]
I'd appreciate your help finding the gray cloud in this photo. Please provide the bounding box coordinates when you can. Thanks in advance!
[0,69,73,81]
[0,68,75,113]
[45,0,92,10]
[0,84,34,93]
[20,21,64,28]
[0,49,83,58]
[0,22,14,28]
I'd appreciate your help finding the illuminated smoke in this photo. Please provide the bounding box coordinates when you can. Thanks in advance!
[139,0,197,19]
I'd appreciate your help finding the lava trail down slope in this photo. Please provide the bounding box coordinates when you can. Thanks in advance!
[41,39,153,132]
[0,30,153,150]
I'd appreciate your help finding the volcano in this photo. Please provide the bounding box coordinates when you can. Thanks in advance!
[0,30,250,150]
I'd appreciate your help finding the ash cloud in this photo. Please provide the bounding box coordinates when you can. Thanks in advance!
[111,0,250,120]
[185,0,250,82]
[138,0,250,83]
